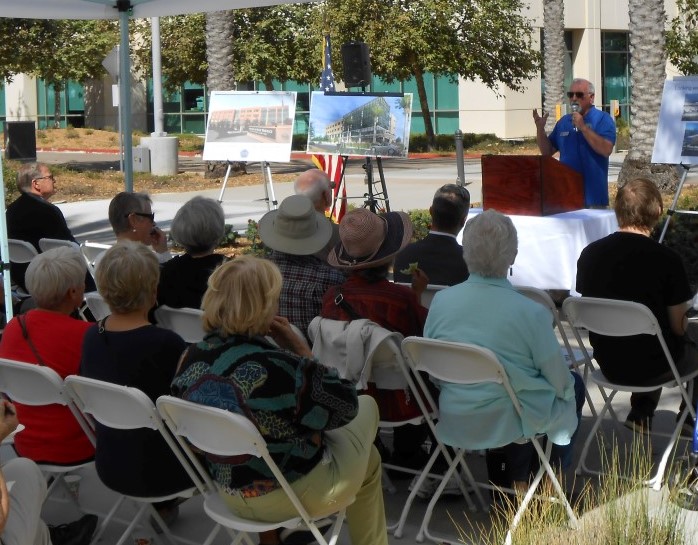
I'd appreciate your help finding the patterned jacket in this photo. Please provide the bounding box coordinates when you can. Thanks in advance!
[171,332,358,497]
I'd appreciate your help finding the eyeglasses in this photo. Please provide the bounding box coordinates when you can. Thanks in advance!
[33,175,55,183]
[567,92,588,99]
[126,212,155,221]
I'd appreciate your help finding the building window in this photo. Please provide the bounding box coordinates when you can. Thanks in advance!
[149,80,207,135]
[601,31,629,123]
[0,83,5,133]
[35,80,85,129]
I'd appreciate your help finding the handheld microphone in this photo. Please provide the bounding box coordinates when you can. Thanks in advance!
[571,103,580,132]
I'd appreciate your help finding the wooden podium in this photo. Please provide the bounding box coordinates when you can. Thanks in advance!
[481,155,583,216]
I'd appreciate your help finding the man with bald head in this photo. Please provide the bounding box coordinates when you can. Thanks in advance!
[294,168,340,261]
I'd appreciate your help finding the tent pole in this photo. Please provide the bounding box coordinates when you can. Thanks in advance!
[118,6,134,192]
[0,157,14,324]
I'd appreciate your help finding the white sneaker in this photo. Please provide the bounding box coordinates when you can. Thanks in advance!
[409,474,463,500]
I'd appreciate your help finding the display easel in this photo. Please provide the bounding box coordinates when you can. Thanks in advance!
[658,163,697,243]
[217,160,278,211]
[362,156,390,213]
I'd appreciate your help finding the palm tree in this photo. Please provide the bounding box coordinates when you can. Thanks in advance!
[618,0,677,190]
[542,0,565,134]
[205,11,235,92]
[205,11,245,176]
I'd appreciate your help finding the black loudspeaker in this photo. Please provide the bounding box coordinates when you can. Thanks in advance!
[341,42,372,88]
[4,121,37,160]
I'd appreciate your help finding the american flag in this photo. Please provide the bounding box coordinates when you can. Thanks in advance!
[314,34,346,223]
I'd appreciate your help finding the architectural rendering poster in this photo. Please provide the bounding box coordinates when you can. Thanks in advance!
[203,91,297,162]
[306,92,413,158]
[652,76,698,165]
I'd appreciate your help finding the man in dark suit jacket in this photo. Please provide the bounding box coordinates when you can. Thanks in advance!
[394,184,470,286]
[6,163,82,289]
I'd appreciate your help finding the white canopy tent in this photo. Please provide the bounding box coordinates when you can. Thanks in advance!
[0,0,315,322]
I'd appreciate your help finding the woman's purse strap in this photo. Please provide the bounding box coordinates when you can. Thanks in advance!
[17,314,45,366]
[333,286,363,321]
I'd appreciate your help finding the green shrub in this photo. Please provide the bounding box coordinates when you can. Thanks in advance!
[292,134,308,152]
[176,133,205,153]
[241,219,271,257]
[219,224,240,247]
[407,209,431,241]
[65,126,79,139]
[2,160,18,206]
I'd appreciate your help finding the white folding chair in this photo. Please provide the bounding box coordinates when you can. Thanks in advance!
[308,317,481,536]
[0,358,95,512]
[84,291,110,322]
[7,239,39,264]
[563,296,698,490]
[38,238,80,253]
[80,241,111,278]
[394,282,447,308]
[64,376,201,545]
[6,239,39,300]
[516,286,598,417]
[157,395,349,545]
[401,337,578,545]
[154,306,205,343]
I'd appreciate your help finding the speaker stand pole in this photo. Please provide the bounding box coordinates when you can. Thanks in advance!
[362,156,390,213]
[658,163,696,243]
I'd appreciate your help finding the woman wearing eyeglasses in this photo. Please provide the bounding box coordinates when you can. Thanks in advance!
[532,77,616,208]
[106,191,171,262]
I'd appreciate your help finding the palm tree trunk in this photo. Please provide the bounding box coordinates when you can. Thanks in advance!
[619,0,677,190]
[543,0,565,134]
[53,84,62,129]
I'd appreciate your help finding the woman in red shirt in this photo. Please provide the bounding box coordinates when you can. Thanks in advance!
[0,246,93,464]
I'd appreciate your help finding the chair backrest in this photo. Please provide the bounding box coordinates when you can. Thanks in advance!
[562,296,661,338]
[0,358,95,444]
[0,357,68,406]
[84,292,110,321]
[38,238,80,253]
[156,395,322,525]
[154,306,205,343]
[80,241,111,276]
[7,239,39,264]
[394,282,447,308]
[65,375,161,431]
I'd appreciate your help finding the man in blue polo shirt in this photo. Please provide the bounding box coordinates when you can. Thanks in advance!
[533,78,616,208]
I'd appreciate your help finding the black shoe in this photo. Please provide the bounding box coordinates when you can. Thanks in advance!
[48,514,98,545]
[678,413,695,440]
[624,413,652,435]
[149,504,179,534]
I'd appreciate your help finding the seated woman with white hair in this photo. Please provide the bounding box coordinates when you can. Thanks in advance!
[0,247,94,465]
[157,196,226,309]
[424,209,585,492]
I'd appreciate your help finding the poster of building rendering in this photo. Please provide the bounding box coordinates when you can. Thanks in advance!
[203,91,297,162]
[652,77,698,164]
[306,92,413,158]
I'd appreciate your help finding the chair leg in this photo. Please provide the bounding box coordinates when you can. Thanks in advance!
[392,445,441,537]
[89,494,126,545]
[505,440,578,545]
[417,449,465,543]
[648,406,687,491]
[575,389,617,476]
[114,503,149,545]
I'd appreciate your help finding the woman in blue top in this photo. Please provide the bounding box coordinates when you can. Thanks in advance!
[424,210,584,492]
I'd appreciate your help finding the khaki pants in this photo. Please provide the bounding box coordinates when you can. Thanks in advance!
[224,395,388,545]
[1,458,49,545]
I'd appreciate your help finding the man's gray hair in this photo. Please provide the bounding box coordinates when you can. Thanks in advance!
[572,78,595,94]
[16,163,45,192]
[108,192,152,235]
[26,246,86,309]
[171,196,225,254]
[294,169,332,206]
[462,210,518,278]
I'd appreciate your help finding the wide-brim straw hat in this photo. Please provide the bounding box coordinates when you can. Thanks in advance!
[258,195,333,256]
[327,208,413,270]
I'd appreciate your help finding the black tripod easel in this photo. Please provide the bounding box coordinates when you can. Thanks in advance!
[658,163,697,243]
[362,156,390,213]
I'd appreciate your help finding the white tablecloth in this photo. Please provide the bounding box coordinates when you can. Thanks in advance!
[464,209,618,291]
